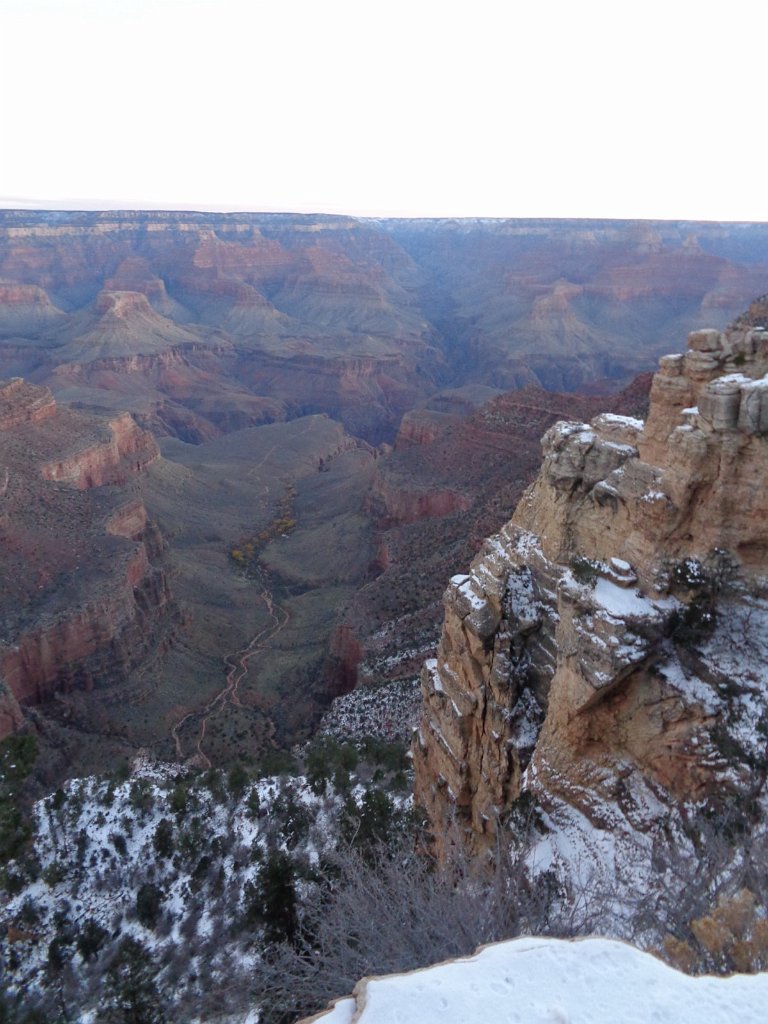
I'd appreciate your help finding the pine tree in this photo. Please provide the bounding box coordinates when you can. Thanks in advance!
[98,937,166,1024]
[249,849,298,945]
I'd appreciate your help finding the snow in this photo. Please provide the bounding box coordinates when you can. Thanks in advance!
[602,440,637,455]
[2,758,414,1017]
[592,578,675,620]
[316,675,422,743]
[682,406,700,415]
[596,413,645,430]
[513,529,543,561]
[506,567,541,625]
[609,557,631,573]
[308,937,768,1024]
[640,489,668,502]
[423,659,446,697]
[658,655,722,715]
[549,421,591,442]
[312,997,355,1023]
[456,577,487,611]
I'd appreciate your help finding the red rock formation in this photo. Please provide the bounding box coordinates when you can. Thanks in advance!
[0,379,176,737]
[0,378,57,429]
[40,411,158,489]
[369,471,471,526]
[5,211,763,446]
[0,546,172,707]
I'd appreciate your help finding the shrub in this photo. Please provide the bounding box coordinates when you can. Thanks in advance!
[109,832,128,858]
[152,819,174,860]
[136,882,164,930]
[129,779,155,816]
[570,556,602,586]
[168,782,189,817]
[251,834,557,1024]
[227,762,250,797]
[77,918,108,962]
[98,936,166,1024]
[42,861,66,886]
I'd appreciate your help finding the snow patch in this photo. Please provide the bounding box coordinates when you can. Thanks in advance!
[309,936,768,1024]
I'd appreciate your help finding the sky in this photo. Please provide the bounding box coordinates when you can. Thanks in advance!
[0,0,766,221]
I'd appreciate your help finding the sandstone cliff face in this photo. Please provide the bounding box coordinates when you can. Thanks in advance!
[0,380,176,736]
[414,318,768,865]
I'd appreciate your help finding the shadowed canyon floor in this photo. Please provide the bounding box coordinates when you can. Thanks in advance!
[143,416,377,765]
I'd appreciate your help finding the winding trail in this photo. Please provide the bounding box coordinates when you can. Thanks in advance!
[171,571,289,769]
[171,418,325,766]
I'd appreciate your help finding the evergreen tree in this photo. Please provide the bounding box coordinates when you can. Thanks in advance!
[98,937,166,1024]
[152,818,174,859]
[248,850,298,945]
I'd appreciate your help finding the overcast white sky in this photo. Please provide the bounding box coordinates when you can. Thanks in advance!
[1,0,766,220]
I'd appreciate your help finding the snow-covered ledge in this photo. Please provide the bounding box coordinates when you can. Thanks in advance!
[299,937,768,1024]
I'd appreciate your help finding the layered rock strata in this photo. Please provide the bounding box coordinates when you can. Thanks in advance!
[0,380,175,735]
[2,211,768,445]
[414,319,768,858]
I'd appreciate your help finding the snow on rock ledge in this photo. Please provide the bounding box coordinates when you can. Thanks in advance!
[300,937,768,1024]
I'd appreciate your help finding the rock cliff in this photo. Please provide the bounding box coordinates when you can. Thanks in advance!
[414,309,768,879]
[0,380,176,737]
[346,379,651,695]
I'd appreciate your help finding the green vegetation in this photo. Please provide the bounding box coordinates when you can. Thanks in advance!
[99,936,166,1024]
[230,482,297,571]
[0,734,38,866]
[569,556,602,586]
[669,549,739,645]
[244,850,298,945]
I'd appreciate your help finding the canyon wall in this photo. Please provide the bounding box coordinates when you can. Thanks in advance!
[0,380,176,736]
[414,304,768,860]
[2,211,768,446]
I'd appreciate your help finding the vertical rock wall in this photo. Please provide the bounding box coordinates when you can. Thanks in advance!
[414,321,768,858]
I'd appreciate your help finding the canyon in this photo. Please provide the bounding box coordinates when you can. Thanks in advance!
[1,208,768,1023]
[1,211,768,778]
[2,212,767,446]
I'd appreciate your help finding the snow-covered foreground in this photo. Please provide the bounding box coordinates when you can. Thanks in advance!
[308,936,768,1024]
[0,751,413,1021]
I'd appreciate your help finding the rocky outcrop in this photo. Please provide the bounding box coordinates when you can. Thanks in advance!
[0,283,65,335]
[0,378,56,429]
[369,470,472,526]
[0,546,173,707]
[347,381,651,696]
[0,380,176,737]
[414,316,768,861]
[40,410,159,488]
